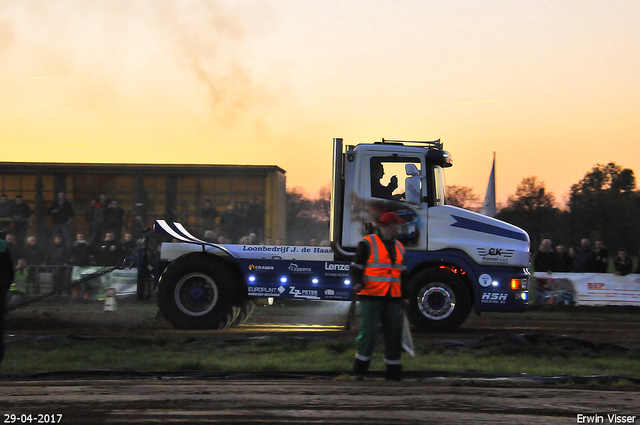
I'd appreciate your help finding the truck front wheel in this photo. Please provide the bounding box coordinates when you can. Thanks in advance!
[157,253,239,330]
[407,268,471,332]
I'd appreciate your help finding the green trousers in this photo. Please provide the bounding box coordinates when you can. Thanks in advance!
[356,298,402,362]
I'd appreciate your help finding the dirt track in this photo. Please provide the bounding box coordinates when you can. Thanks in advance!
[3,379,640,424]
[3,300,640,424]
[6,299,640,347]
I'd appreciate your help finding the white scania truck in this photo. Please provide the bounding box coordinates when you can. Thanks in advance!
[153,138,530,331]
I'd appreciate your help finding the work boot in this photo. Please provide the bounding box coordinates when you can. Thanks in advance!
[352,358,370,380]
[385,363,402,381]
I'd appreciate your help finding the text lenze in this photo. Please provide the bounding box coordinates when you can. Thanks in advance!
[325,263,349,271]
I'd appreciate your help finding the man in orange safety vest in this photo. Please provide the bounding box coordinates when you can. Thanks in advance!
[349,211,407,381]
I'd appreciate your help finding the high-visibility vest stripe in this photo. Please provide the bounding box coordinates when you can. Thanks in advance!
[10,270,29,294]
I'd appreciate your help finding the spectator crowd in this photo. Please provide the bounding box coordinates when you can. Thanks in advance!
[1,192,140,267]
[532,238,640,276]
[2,192,315,297]
[1,192,143,296]
[199,197,328,247]
[532,237,640,306]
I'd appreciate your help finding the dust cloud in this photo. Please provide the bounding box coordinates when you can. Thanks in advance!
[150,0,277,127]
[0,0,278,127]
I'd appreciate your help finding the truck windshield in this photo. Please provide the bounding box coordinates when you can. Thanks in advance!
[433,165,447,206]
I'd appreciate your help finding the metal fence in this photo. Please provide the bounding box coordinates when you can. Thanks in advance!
[12,264,138,299]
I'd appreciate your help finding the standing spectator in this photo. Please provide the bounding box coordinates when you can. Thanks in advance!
[87,194,108,246]
[104,200,125,243]
[47,192,75,247]
[8,195,32,247]
[236,201,247,233]
[613,248,633,276]
[532,242,555,304]
[219,199,242,243]
[69,233,90,266]
[246,197,265,241]
[553,244,574,272]
[349,212,407,381]
[594,241,609,273]
[23,236,44,295]
[0,195,11,233]
[96,232,123,266]
[0,230,15,364]
[532,242,554,273]
[84,200,98,244]
[568,246,578,266]
[200,199,218,234]
[132,201,147,240]
[4,234,22,263]
[573,238,597,272]
[43,234,69,295]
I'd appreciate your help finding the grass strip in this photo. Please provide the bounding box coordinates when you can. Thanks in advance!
[2,335,639,383]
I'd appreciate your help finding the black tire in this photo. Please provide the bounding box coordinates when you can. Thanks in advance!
[157,253,238,330]
[230,299,255,327]
[407,268,472,332]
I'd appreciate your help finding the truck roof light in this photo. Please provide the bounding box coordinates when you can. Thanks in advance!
[381,137,442,149]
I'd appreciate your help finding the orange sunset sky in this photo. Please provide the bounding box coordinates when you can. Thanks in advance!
[1,1,639,206]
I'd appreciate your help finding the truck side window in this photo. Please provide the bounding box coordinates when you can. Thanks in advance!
[370,158,397,200]
[370,157,421,201]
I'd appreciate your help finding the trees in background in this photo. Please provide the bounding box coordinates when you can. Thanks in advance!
[567,163,637,252]
[497,176,561,249]
[286,186,330,245]
[497,162,639,253]
[447,185,481,212]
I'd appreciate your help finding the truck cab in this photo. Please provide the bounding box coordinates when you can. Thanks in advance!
[334,139,450,250]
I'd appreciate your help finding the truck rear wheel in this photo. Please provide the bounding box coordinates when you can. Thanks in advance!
[157,253,239,330]
[407,268,471,332]
[230,299,255,326]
